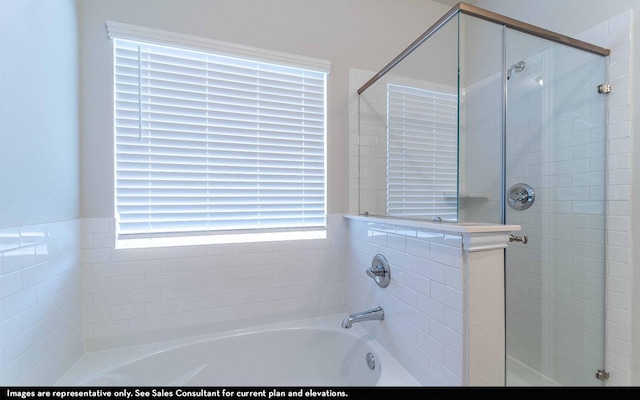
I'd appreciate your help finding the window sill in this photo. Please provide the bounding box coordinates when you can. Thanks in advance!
[115,229,327,249]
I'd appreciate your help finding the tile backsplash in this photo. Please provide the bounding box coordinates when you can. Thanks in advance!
[346,218,465,385]
[81,214,349,350]
[0,220,83,385]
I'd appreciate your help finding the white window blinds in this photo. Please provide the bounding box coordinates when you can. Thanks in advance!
[387,84,457,220]
[113,37,327,237]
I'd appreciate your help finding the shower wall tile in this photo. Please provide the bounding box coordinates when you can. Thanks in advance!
[577,11,634,386]
[0,220,83,385]
[497,11,632,386]
[81,214,349,350]
[346,218,464,385]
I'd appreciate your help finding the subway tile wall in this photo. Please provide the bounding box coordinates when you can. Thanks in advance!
[465,45,604,385]
[502,44,607,385]
[346,218,464,385]
[81,214,349,349]
[460,12,633,385]
[0,220,83,385]
[577,11,634,386]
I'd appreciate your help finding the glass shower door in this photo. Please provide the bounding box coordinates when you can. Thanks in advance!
[504,29,607,386]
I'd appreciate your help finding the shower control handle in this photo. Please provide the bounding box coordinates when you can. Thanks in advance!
[366,267,385,279]
[367,254,391,288]
[507,183,535,211]
[509,234,528,245]
[510,190,529,204]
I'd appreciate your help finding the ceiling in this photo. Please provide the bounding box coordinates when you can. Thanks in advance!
[433,0,478,7]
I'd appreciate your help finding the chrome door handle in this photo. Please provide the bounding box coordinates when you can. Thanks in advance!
[509,234,528,244]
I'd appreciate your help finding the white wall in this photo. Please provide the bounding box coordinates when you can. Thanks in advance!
[0,0,80,228]
[77,0,451,219]
[0,0,83,384]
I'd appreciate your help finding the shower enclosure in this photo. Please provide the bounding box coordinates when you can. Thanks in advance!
[356,3,609,386]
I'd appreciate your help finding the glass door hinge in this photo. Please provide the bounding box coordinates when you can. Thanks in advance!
[595,370,610,381]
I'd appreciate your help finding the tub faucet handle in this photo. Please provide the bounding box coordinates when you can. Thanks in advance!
[366,266,385,278]
[367,254,391,288]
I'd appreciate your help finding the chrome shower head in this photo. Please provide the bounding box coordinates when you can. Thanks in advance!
[507,61,526,80]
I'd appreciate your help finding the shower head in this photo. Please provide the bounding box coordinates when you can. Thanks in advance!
[507,61,526,80]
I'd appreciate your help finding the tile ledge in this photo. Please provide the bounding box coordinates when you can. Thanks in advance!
[343,213,520,235]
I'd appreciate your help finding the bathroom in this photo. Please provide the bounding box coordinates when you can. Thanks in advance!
[0,0,637,387]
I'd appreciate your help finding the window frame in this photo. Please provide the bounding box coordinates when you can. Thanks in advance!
[107,22,331,244]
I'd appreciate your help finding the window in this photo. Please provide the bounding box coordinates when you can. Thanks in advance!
[109,23,329,241]
[387,84,457,220]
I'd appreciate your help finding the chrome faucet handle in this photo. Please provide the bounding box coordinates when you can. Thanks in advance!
[509,190,528,204]
[366,266,385,278]
[367,254,391,288]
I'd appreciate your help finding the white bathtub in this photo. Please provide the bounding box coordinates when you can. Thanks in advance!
[57,315,420,386]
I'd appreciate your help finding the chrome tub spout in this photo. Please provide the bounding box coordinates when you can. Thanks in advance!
[341,306,384,329]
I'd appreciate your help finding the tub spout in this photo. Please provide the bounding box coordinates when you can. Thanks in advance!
[341,307,384,329]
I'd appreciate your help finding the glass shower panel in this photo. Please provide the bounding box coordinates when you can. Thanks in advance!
[458,14,503,224]
[504,29,606,386]
[357,16,459,220]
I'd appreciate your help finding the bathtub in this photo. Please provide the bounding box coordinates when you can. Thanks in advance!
[57,315,420,386]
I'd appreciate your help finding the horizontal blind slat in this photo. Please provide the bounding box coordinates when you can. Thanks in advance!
[114,38,326,236]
